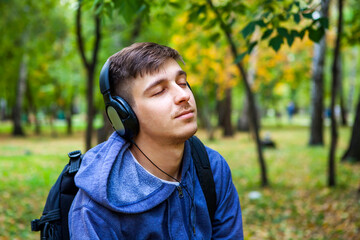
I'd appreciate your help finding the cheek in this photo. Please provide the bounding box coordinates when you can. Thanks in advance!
[135,103,168,125]
[190,94,197,109]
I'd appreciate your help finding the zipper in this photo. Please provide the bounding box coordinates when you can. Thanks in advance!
[177,185,191,239]
[177,186,184,198]
[177,185,196,236]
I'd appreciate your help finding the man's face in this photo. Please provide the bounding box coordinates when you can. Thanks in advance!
[131,58,198,144]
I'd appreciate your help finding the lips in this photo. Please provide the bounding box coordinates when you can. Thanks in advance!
[175,109,195,119]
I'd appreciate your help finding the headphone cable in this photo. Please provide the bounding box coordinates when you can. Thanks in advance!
[130,140,194,200]
[130,140,181,183]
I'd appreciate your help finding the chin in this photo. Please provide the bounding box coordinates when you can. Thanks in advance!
[189,124,198,137]
[178,124,198,142]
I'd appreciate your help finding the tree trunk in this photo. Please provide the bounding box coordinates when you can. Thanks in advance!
[85,70,95,149]
[222,88,233,137]
[237,97,250,132]
[34,113,41,135]
[328,0,343,187]
[49,104,58,138]
[198,82,215,140]
[25,79,41,135]
[339,93,348,126]
[347,47,358,115]
[337,52,348,126]
[309,0,330,146]
[217,88,233,136]
[342,94,360,162]
[207,0,268,187]
[76,0,101,150]
[12,54,28,136]
[201,106,215,141]
[238,29,259,132]
[66,96,74,135]
[237,96,261,133]
[217,98,225,129]
[66,113,73,135]
[0,99,6,121]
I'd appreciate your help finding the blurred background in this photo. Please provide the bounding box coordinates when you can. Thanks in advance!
[0,0,359,239]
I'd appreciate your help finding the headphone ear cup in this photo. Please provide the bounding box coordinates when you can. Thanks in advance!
[106,96,139,140]
[106,104,125,133]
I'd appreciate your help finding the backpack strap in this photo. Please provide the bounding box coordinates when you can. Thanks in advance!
[31,150,82,240]
[189,136,217,223]
[68,150,82,174]
[31,209,61,231]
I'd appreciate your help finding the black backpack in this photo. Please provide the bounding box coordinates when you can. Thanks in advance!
[31,136,216,239]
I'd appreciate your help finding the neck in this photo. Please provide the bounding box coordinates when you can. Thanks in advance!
[130,136,185,182]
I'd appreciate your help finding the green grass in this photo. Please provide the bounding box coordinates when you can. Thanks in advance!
[0,126,359,239]
[0,132,85,240]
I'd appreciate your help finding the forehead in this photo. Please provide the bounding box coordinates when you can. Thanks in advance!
[135,58,185,85]
[150,58,183,76]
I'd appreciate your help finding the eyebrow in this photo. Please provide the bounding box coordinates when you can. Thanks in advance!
[178,70,187,78]
[144,70,187,94]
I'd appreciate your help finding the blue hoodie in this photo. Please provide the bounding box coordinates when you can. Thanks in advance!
[69,132,243,239]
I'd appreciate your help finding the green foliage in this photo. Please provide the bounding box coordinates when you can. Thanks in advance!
[236,0,329,54]
[0,0,72,115]
[234,52,248,64]
[343,0,360,45]
[83,0,150,23]
[269,35,284,51]
[307,24,325,42]
[262,29,274,40]
[242,21,257,39]
[181,0,329,74]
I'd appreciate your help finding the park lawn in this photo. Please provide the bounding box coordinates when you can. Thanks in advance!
[0,126,359,240]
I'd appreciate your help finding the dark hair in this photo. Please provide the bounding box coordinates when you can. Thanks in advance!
[109,42,184,106]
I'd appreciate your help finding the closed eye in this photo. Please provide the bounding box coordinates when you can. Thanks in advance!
[177,79,188,88]
[153,88,166,96]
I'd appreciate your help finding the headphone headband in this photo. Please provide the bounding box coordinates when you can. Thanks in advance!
[99,59,111,95]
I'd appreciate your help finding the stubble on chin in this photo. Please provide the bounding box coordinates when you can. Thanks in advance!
[170,122,198,145]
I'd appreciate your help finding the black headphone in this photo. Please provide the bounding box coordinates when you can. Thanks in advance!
[99,59,139,140]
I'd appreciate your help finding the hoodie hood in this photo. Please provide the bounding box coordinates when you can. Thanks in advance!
[75,132,191,214]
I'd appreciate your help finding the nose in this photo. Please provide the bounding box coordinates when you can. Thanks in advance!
[174,84,191,104]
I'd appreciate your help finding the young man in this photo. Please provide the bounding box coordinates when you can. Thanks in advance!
[68,42,243,239]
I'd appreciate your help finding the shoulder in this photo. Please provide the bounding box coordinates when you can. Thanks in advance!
[69,190,116,224]
[204,146,237,202]
[205,146,232,177]
[69,191,119,238]
[70,189,99,214]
